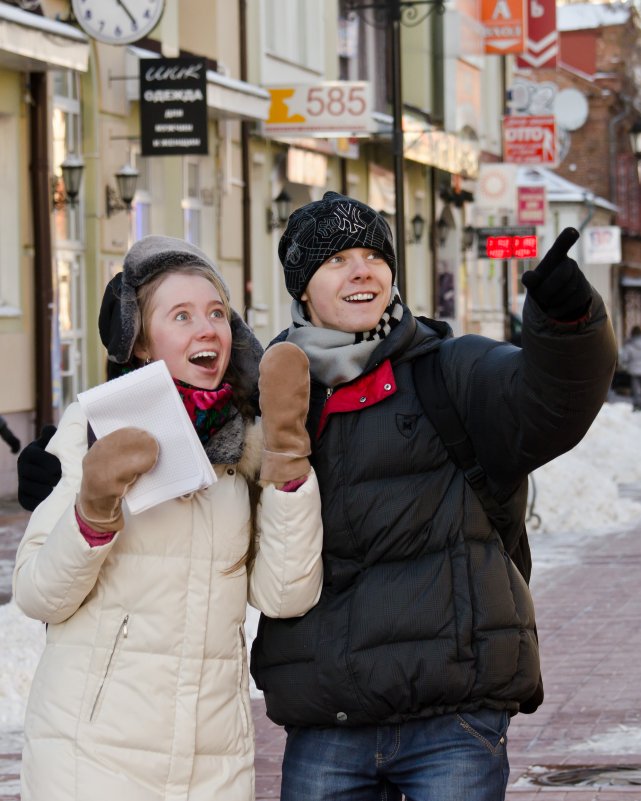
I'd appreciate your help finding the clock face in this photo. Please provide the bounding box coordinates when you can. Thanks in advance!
[71,0,165,45]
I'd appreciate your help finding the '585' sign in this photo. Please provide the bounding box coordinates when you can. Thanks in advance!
[263,82,373,135]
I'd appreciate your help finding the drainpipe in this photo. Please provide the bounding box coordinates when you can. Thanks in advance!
[29,72,54,432]
[609,107,627,204]
[239,0,252,320]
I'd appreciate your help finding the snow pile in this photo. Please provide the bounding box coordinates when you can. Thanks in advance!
[532,402,641,534]
[0,600,44,729]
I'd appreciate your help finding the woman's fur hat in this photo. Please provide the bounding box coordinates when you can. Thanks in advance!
[98,235,263,388]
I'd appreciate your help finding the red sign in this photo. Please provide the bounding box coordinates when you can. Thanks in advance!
[486,235,538,258]
[517,185,546,225]
[503,115,556,165]
[482,0,527,53]
[513,235,538,258]
[516,0,558,68]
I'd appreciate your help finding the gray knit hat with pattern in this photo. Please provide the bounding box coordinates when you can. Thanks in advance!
[278,191,397,300]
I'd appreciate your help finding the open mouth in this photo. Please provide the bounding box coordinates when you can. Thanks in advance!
[344,292,376,303]
[188,350,218,369]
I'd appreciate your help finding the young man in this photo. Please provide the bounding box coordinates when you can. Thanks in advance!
[249,192,617,801]
[18,192,617,800]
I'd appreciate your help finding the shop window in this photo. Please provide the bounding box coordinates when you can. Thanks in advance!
[265,0,323,72]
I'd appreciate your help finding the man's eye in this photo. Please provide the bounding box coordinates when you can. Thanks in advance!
[367,251,384,260]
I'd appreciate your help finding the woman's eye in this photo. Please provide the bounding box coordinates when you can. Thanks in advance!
[210,309,224,319]
[175,311,189,321]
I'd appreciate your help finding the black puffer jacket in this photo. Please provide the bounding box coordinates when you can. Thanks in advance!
[251,291,616,728]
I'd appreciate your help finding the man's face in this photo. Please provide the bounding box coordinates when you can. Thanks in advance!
[301,247,393,332]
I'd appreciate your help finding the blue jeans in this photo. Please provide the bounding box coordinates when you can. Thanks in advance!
[280,708,510,801]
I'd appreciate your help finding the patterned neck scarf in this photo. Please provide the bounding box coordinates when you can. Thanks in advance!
[286,288,404,387]
[173,379,235,445]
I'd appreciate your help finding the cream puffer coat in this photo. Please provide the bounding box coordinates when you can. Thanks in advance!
[13,402,323,801]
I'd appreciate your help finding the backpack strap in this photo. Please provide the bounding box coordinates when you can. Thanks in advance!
[412,348,513,541]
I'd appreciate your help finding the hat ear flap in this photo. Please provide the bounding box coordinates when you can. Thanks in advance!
[98,272,141,364]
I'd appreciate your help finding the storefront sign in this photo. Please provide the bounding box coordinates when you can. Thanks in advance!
[403,122,480,178]
[477,226,536,258]
[503,115,556,165]
[516,0,558,69]
[482,0,527,53]
[140,57,208,156]
[517,185,546,225]
[584,226,621,264]
[263,82,373,136]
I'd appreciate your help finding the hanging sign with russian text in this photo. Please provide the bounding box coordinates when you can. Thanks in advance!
[482,0,527,53]
[503,115,556,165]
[140,57,208,156]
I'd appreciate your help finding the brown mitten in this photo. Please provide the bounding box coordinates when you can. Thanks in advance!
[77,427,159,532]
[259,342,311,485]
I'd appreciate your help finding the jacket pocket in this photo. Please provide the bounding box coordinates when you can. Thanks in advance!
[89,613,129,722]
[237,625,250,737]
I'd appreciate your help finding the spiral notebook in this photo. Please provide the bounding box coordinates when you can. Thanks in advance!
[77,360,215,514]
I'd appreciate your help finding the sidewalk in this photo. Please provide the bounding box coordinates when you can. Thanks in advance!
[2,496,641,800]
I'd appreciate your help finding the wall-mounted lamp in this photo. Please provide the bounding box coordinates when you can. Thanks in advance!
[52,154,84,210]
[266,189,293,232]
[106,164,139,218]
[462,224,476,251]
[409,213,426,244]
[432,214,450,248]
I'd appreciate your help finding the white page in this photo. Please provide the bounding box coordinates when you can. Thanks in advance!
[78,360,215,514]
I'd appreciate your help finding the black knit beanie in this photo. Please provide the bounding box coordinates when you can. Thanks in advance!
[279,191,397,300]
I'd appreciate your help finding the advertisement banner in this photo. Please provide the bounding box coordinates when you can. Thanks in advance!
[516,0,558,68]
[140,57,208,156]
[482,0,527,54]
[263,82,372,136]
[584,226,621,264]
[503,115,556,165]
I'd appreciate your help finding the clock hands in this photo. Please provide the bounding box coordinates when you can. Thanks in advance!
[115,0,137,26]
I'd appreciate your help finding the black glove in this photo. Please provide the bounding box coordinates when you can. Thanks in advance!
[0,418,20,454]
[521,228,592,321]
[17,425,62,511]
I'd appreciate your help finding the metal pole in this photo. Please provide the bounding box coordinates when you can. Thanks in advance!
[29,72,54,431]
[390,0,406,295]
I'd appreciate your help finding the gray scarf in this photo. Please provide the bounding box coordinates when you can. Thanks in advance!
[286,289,403,387]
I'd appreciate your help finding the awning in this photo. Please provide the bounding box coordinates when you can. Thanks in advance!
[126,47,270,122]
[0,5,88,72]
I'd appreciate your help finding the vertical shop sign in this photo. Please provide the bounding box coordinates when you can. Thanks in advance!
[482,0,527,54]
[516,0,558,68]
[140,57,208,156]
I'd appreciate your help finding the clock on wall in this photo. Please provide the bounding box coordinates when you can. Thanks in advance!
[71,0,165,45]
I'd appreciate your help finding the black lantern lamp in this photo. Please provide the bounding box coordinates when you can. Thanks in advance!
[410,212,426,243]
[462,224,475,250]
[106,164,140,218]
[52,154,84,210]
[267,188,293,231]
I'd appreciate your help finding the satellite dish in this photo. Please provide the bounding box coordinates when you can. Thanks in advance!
[554,88,589,131]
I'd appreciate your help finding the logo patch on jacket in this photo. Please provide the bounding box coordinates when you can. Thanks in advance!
[396,413,418,439]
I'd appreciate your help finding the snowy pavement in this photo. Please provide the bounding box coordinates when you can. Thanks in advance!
[2,401,641,799]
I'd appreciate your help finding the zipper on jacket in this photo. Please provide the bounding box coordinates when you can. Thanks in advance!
[90,614,129,722]
[326,387,333,402]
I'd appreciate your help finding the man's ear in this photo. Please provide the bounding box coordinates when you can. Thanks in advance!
[301,290,308,302]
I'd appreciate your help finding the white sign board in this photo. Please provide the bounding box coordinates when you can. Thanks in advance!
[263,82,373,136]
[584,226,621,264]
[477,163,518,215]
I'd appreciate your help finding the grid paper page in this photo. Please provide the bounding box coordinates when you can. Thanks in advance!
[77,360,215,514]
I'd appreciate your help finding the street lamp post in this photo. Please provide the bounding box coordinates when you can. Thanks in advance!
[344,0,446,297]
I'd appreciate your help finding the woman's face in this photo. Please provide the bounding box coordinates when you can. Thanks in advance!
[135,272,232,389]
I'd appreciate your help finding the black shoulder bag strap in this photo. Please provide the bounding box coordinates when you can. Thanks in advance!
[412,348,513,540]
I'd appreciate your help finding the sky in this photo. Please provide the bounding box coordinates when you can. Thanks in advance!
[2,398,641,737]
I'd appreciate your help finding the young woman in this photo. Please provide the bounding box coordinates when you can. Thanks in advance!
[12,235,323,801]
